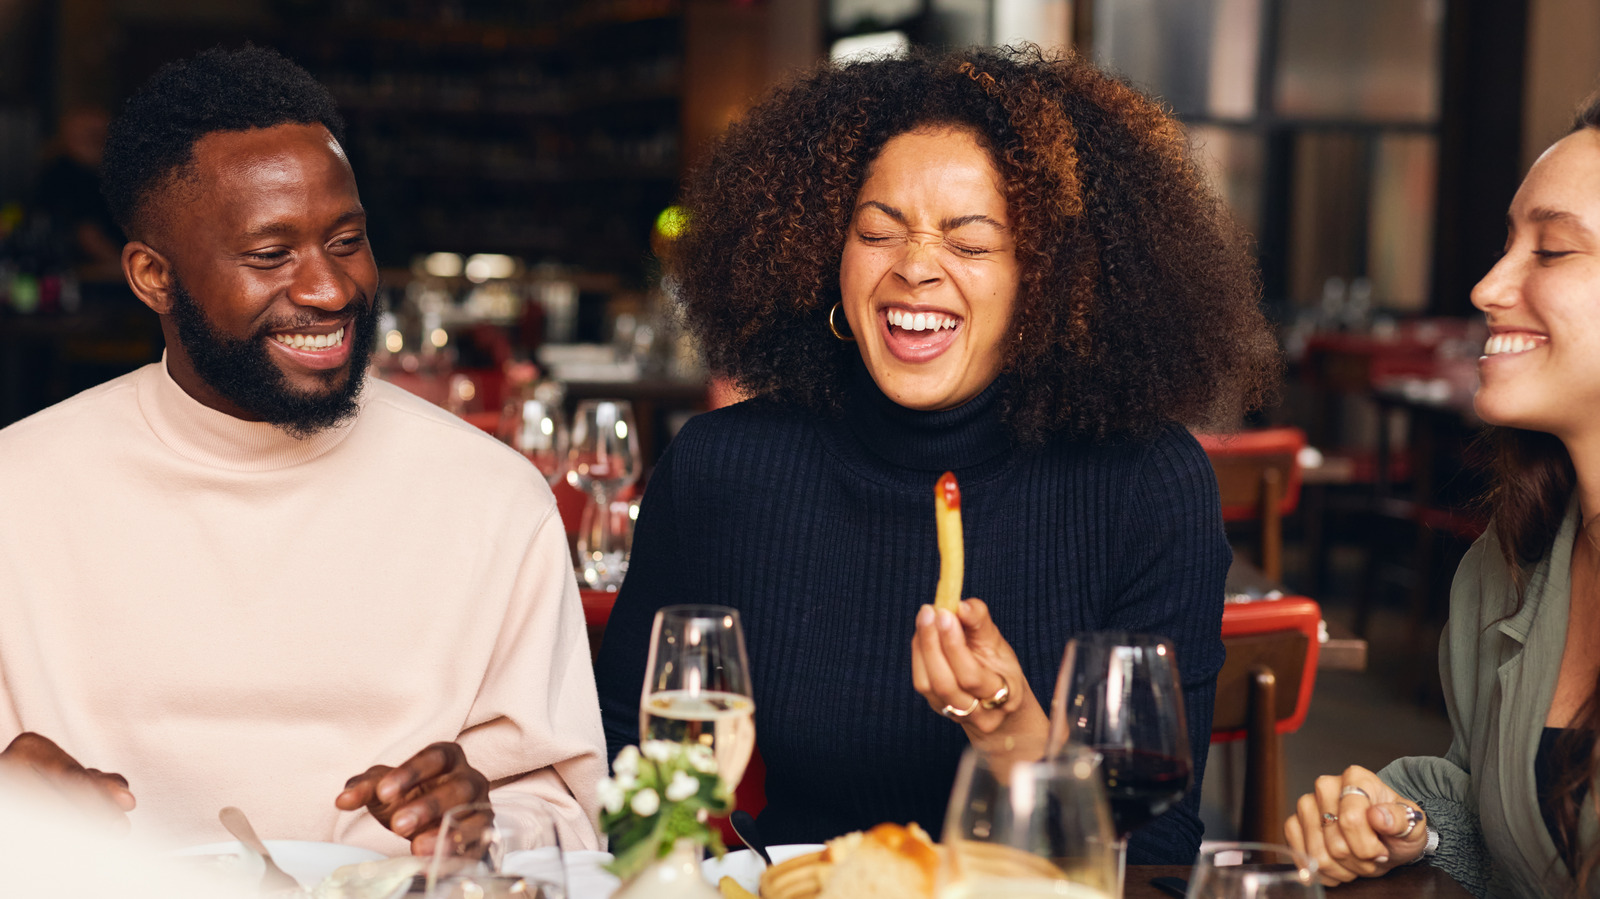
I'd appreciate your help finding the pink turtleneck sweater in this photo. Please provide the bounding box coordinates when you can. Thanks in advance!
[0,359,604,853]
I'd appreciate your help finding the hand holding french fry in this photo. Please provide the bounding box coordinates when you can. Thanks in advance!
[911,472,1049,765]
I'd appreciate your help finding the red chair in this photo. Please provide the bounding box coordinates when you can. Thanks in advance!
[1211,596,1322,842]
[1194,428,1307,584]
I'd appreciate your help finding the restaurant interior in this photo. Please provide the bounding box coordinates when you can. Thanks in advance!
[4,0,1600,888]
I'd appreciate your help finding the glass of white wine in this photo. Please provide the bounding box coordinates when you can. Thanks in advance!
[640,605,756,789]
[940,748,1118,899]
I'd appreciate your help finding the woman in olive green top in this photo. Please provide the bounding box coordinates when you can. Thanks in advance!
[1284,93,1600,898]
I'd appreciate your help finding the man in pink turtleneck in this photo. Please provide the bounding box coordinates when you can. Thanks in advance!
[0,47,604,855]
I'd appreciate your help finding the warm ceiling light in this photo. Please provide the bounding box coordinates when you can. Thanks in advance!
[422,252,464,278]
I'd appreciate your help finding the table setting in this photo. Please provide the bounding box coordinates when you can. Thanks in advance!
[151,605,1471,899]
[149,475,1462,899]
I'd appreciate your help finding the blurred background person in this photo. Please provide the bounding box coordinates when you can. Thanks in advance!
[32,105,122,276]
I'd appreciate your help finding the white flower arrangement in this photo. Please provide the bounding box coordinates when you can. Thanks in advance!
[600,740,733,880]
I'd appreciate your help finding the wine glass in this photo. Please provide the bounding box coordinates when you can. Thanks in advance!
[640,605,756,789]
[577,495,638,592]
[1048,632,1192,897]
[941,747,1118,898]
[499,390,568,485]
[566,399,640,589]
[426,801,566,899]
[1185,843,1322,899]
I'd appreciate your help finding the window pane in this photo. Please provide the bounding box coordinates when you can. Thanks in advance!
[1186,123,1263,236]
[831,0,922,32]
[1274,0,1443,121]
[1092,0,1261,119]
[1367,134,1436,311]
[931,0,991,46]
[1288,132,1367,307]
[992,0,1073,53]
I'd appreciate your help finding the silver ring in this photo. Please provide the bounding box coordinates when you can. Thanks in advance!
[980,677,1011,711]
[1340,786,1371,802]
[1399,804,1423,839]
[941,698,981,719]
[1322,812,1339,825]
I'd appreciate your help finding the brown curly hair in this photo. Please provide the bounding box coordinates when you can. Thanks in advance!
[670,45,1280,442]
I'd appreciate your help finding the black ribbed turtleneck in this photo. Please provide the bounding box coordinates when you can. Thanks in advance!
[834,361,1013,473]
[594,368,1229,863]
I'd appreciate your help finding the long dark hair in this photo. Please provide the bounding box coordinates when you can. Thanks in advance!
[1504,89,1600,895]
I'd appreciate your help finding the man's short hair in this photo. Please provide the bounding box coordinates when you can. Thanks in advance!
[101,44,346,239]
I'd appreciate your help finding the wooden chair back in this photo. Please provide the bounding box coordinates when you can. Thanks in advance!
[1195,428,1307,583]
[1211,596,1322,843]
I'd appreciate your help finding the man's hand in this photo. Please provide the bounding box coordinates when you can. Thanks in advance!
[0,732,136,827]
[336,742,489,856]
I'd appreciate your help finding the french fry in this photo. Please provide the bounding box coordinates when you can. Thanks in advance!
[933,471,964,613]
[718,875,758,899]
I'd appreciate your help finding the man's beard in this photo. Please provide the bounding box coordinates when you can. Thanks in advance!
[169,277,380,439]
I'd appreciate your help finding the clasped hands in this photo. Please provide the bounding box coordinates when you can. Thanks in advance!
[2,732,489,855]
[910,598,1049,765]
[1284,765,1431,887]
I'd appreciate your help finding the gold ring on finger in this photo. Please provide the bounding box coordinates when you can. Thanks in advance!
[941,698,981,719]
[980,677,1011,710]
[1321,812,1339,825]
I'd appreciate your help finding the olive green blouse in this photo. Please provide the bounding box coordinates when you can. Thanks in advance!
[1380,502,1590,898]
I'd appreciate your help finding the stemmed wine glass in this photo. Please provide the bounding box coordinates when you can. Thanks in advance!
[941,747,1119,898]
[426,801,567,899]
[1048,632,1193,897]
[499,389,568,485]
[640,605,756,790]
[1185,843,1323,899]
[566,399,640,590]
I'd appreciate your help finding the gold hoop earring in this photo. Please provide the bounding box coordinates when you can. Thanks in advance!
[828,301,856,342]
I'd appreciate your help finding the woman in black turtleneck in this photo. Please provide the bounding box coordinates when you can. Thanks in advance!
[593,47,1280,862]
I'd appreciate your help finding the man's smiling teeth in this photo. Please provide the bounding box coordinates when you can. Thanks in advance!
[1483,333,1546,356]
[272,327,345,350]
[887,309,958,332]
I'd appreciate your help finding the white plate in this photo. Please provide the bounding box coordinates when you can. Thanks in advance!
[702,844,825,894]
[172,840,386,890]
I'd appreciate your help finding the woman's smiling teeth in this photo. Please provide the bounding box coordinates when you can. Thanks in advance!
[272,327,345,350]
[887,309,958,332]
[1483,333,1547,356]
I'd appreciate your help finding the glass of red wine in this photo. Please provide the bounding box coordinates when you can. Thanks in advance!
[1048,632,1192,897]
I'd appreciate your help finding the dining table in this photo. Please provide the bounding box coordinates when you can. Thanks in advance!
[1225,552,1368,672]
[510,852,1479,898]
[1129,863,1473,898]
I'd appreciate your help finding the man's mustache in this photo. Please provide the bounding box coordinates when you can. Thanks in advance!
[251,290,377,337]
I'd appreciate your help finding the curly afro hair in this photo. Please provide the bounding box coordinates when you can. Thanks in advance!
[101,44,345,240]
[671,45,1280,442]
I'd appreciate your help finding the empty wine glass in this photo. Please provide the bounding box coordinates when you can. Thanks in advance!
[941,747,1118,898]
[566,399,640,589]
[1049,633,1192,897]
[499,390,568,485]
[577,495,638,592]
[641,605,756,790]
[426,802,566,899]
[1186,843,1322,899]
